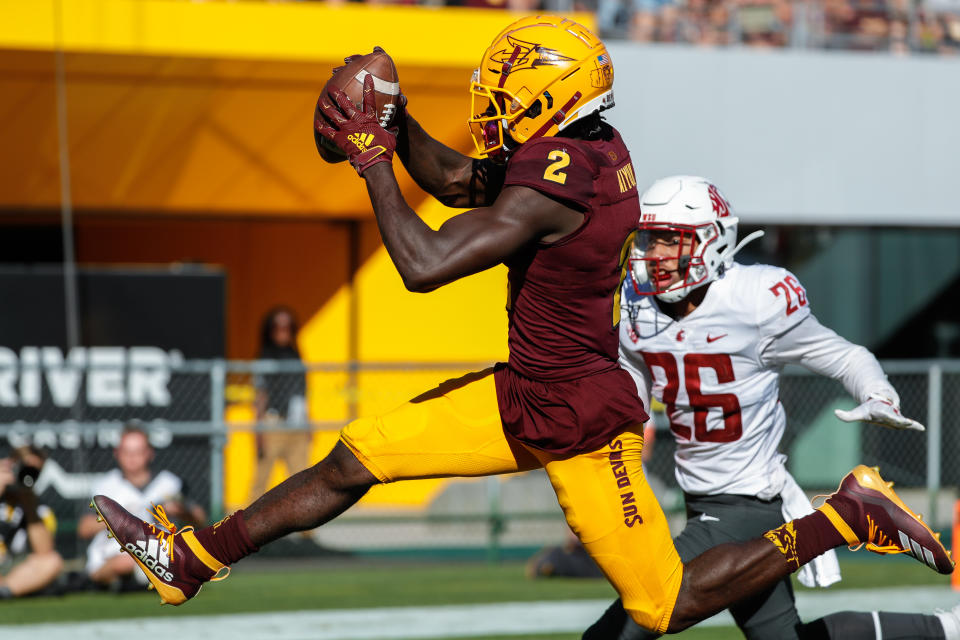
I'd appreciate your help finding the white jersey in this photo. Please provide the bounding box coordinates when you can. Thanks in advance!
[86,469,183,574]
[619,262,896,498]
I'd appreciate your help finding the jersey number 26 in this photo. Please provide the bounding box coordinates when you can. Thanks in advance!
[641,352,743,443]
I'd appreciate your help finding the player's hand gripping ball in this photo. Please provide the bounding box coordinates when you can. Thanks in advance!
[316,74,398,175]
[314,48,401,165]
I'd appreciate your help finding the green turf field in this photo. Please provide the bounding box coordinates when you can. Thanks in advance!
[0,552,953,639]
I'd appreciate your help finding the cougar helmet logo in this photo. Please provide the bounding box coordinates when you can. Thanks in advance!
[488,36,575,74]
[708,184,731,218]
[630,175,763,303]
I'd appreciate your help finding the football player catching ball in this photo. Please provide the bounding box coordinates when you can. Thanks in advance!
[90,17,954,635]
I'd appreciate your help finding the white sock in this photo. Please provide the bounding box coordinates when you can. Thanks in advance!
[871,611,882,640]
[936,608,960,640]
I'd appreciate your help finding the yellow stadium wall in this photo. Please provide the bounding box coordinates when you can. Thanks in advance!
[2,0,594,511]
[0,1,592,215]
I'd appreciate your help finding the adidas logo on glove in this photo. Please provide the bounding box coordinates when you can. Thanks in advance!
[347,132,375,152]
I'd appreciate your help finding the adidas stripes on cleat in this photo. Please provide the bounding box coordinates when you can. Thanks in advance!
[818,465,954,574]
[91,495,229,605]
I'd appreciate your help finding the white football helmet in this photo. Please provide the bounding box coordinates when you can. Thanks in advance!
[630,175,763,303]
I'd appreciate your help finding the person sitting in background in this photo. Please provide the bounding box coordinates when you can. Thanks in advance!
[0,446,62,599]
[78,425,205,590]
[252,306,310,498]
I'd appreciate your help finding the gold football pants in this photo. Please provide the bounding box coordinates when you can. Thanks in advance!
[340,368,682,633]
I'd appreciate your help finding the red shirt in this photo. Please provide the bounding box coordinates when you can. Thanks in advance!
[493,126,649,454]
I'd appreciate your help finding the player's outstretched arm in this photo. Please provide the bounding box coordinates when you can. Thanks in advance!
[397,113,505,209]
[316,75,581,291]
[762,314,923,430]
[363,163,580,292]
[834,395,924,431]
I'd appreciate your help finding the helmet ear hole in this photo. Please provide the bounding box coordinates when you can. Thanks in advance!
[525,99,543,120]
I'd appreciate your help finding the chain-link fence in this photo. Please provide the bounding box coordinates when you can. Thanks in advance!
[1,358,957,559]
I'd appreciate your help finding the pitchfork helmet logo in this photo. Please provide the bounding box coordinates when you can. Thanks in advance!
[487,36,575,74]
[468,16,615,158]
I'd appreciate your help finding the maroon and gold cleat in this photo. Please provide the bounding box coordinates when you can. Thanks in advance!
[818,465,954,574]
[91,495,229,605]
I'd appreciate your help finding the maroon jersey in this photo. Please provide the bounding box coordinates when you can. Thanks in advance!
[493,126,649,454]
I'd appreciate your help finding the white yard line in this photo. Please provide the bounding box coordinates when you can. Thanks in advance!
[0,586,956,639]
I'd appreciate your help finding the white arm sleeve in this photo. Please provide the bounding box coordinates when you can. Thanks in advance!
[618,347,652,411]
[759,314,898,405]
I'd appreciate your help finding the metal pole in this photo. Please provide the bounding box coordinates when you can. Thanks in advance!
[53,0,86,537]
[210,359,226,520]
[926,363,942,527]
[53,0,81,353]
[486,476,503,564]
[347,220,360,421]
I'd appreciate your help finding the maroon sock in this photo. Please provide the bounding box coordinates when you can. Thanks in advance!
[193,510,259,566]
[764,509,848,571]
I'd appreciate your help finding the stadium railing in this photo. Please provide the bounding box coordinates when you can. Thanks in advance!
[0,358,956,560]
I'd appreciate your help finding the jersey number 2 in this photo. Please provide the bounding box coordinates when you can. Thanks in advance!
[641,352,743,443]
[543,150,570,184]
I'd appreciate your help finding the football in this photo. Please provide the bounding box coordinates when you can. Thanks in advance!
[314,49,400,164]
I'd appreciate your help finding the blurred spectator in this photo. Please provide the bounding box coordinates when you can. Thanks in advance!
[444,0,542,8]
[214,0,960,55]
[702,1,734,45]
[738,0,791,48]
[944,12,960,51]
[77,425,205,591]
[213,0,960,55]
[914,10,948,51]
[526,532,604,578]
[889,15,911,52]
[252,307,310,498]
[0,447,63,599]
[630,0,678,41]
[594,0,960,54]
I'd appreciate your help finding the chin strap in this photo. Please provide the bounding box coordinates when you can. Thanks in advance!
[721,230,765,265]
